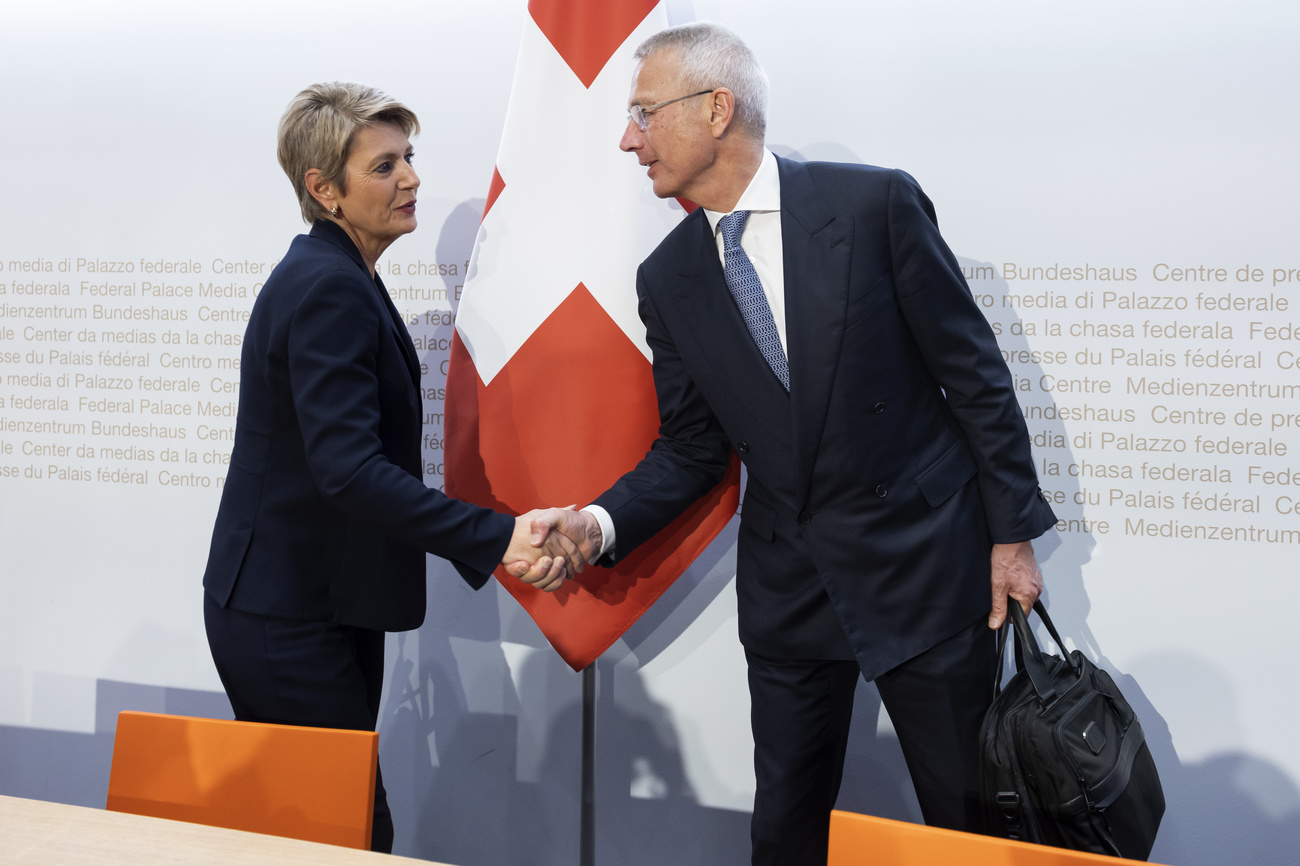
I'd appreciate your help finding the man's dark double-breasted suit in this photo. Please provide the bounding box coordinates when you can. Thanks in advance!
[593,156,1056,852]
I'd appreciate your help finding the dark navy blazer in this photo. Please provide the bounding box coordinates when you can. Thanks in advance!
[203,220,513,632]
[594,157,1057,679]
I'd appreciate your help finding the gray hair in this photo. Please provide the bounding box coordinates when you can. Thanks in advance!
[634,22,768,140]
[277,82,420,223]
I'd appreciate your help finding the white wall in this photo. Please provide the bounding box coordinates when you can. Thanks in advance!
[2,1,1298,863]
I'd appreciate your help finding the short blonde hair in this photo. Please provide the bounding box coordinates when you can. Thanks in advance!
[277,82,421,223]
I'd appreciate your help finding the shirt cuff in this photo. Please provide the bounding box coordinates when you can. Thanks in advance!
[581,505,616,562]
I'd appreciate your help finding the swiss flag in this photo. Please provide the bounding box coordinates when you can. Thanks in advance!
[445,0,741,671]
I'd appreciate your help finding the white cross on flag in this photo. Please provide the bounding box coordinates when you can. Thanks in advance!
[445,0,740,671]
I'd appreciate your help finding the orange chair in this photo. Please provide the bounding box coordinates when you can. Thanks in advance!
[106,711,378,849]
[828,810,1164,866]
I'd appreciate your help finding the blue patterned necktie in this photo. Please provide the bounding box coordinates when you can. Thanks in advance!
[719,210,790,390]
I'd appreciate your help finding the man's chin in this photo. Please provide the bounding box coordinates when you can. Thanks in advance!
[650,179,680,200]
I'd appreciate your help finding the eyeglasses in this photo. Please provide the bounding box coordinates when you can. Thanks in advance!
[627,89,715,130]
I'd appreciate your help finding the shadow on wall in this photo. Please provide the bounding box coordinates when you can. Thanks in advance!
[379,573,558,865]
[0,680,231,808]
[595,520,752,865]
[379,547,753,866]
[588,650,752,866]
[1119,655,1300,866]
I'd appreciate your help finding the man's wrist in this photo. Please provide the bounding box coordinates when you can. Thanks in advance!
[580,505,615,562]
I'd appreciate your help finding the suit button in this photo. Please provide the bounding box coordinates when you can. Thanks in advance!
[873,402,886,414]
[797,511,812,525]
[875,484,888,498]
[737,441,750,453]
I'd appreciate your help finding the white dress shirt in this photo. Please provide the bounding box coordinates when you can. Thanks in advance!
[585,149,784,560]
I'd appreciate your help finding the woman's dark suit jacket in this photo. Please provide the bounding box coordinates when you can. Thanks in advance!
[203,219,513,632]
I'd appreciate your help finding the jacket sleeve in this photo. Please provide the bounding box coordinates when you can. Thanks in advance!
[591,266,732,560]
[885,170,1056,543]
[287,267,513,581]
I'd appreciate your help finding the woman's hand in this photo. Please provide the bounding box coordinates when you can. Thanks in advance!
[501,510,585,591]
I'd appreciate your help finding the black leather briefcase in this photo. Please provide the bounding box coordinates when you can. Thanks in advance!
[978,600,1165,860]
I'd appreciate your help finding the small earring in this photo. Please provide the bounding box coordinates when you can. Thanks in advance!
[330,205,339,218]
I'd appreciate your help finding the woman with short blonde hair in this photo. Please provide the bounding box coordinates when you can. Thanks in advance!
[202,82,578,853]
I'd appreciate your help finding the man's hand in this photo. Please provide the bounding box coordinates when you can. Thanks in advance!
[988,540,1043,629]
[501,510,584,592]
[530,506,603,565]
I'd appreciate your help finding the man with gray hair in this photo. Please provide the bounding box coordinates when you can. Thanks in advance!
[535,22,1055,863]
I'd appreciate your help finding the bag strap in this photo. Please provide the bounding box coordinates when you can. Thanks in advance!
[993,620,1009,697]
[992,599,1077,700]
[1006,601,1058,703]
[1029,599,1079,674]
[992,617,1027,695]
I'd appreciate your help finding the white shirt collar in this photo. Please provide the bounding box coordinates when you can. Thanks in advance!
[704,149,781,233]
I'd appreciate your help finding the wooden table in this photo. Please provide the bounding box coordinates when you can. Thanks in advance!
[0,795,451,865]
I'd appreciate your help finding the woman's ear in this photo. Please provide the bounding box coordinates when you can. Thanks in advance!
[305,168,337,214]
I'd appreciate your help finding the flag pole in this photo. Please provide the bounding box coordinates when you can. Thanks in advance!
[580,662,597,866]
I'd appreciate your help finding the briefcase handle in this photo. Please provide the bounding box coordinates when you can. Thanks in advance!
[994,599,1079,704]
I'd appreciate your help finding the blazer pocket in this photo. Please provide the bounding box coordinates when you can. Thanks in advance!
[740,495,777,542]
[844,274,892,331]
[914,439,978,508]
[229,422,271,473]
[203,526,253,606]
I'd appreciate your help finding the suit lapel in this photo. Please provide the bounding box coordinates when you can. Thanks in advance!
[372,272,422,384]
[664,169,852,510]
[309,220,421,386]
[778,157,853,511]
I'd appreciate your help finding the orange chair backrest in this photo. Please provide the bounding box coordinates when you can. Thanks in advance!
[106,711,377,850]
[828,810,1162,866]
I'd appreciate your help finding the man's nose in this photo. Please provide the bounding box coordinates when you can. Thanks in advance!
[619,119,642,152]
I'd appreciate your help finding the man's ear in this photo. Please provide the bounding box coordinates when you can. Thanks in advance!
[707,88,738,139]
[305,168,337,213]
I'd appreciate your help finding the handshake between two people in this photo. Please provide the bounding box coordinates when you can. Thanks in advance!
[499,506,603,592]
